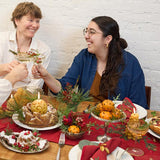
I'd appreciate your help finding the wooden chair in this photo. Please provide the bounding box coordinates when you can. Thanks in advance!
[145,86,151,109]
[42,82,48,95]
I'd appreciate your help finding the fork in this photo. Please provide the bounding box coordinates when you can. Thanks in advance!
[56,133,65,160]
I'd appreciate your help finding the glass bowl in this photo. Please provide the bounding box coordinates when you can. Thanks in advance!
[127,123,149,138]
[65,131,85,140]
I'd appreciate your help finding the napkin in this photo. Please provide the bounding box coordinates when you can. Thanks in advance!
[117,97,136,118]
[80,137,122,160]
[0,123,5,129]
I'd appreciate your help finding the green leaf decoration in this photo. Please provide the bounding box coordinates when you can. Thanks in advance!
[151,111,157,117]
[9,49,18,55]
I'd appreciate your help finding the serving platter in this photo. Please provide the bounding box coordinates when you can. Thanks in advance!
[114,101,147,119]
[145,118,160,139]
[12,114,61,131]
[0,138,49,154]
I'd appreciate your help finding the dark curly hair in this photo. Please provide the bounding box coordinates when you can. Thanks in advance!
[91,16,128,98]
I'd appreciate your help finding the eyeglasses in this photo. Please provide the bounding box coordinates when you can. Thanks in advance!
[83,28,102,36]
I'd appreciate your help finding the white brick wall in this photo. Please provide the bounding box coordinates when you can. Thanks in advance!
[0,0,160,111]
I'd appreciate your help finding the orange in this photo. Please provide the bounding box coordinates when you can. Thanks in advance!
[99,111,112,120]
[112,108,122,119]
[96,103,103,111]
[102,99,114,111]
[68,125,80,133]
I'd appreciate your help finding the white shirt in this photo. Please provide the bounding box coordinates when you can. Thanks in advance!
[0,79,12,106]
[0,31,51,89]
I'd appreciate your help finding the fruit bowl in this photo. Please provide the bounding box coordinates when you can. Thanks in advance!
[65,131,85,140]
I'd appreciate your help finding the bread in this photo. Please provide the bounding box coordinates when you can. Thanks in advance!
[22,102,58,127]
[149,116,160,135]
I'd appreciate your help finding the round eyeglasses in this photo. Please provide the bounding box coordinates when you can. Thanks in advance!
[83,28,102,36]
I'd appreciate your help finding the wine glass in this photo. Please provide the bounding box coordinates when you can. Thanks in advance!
[125,114,149,156]
[91,108,126,142]
[15,54,33,83]
[15,51,45,81]
[29,54,45,79]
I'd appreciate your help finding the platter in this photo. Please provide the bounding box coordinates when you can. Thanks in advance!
[12,114,61,131]
[0,138,49,154]
[145,118,160,139]
[114,101,147,119]
[68,144,133,160]
[91,108,126,123]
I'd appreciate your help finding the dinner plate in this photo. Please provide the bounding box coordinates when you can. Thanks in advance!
[0,138,49,154]
[146,118,160,139]
[12,114,61,131]
[114,101,147,119]
[68,144,134,160]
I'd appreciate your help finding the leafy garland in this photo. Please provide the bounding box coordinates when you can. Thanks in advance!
[0,88,38,119]
[57,81,92,116]
[106,122,157,151]
[56,79,95,133]
[60,111,95,133]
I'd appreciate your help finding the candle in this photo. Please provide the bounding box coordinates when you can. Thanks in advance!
[133,108,135,113]
[38,92,40,99]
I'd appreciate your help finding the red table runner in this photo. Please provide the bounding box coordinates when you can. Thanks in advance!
[1,98,160,160]
[0,114,160,160]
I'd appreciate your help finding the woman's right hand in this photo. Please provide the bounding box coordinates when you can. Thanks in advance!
[32,64,49,79]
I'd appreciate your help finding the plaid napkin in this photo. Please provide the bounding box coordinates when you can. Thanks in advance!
[80,137,122,160]
[117,97,137,118]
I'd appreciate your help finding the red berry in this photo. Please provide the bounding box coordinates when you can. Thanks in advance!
[12,135,15,139]
[18,144,21,147]
[36,142,40,146]
[14,142,17,146]
[33,132,37,136]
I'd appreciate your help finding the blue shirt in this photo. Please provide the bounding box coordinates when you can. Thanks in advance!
[58,48,148,109]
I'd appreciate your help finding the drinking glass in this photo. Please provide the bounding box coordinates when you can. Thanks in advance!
[125,122,149,156]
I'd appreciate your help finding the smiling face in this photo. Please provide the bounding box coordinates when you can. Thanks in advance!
[15,14,40,39]
[84,21,107,55]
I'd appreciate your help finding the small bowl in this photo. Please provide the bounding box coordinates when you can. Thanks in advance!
[65,131,85,140]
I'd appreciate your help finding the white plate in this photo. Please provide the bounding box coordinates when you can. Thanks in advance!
[68,144,134,160]
[114,101,147,119]
[146,118,160,139]
[12,114,61,131]
[0,138,49,154]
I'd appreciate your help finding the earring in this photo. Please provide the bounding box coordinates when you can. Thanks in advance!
[105,43,108,48]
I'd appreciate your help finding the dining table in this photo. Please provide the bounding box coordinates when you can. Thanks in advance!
[0,95,160,160]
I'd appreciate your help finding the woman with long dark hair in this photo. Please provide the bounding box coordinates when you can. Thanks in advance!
[32,16,148,109]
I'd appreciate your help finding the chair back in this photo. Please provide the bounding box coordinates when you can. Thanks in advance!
[145,86,151,109]
[42,82,48,95]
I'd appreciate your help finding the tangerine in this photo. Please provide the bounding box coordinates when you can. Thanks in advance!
[68,125,80,133]
[96,102,103,111]
[99,111,112,120]
[102,99,115,111]
[112,108,122,119]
